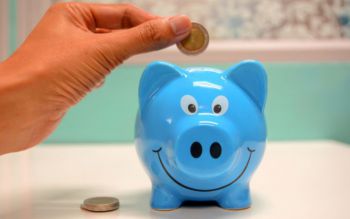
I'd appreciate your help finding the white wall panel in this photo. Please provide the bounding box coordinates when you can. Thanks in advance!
[0,0,9,61]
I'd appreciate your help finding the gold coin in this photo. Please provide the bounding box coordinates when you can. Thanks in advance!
[81,197,119,212]
[177,22,209,55]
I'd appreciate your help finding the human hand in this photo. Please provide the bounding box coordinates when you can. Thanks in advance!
[0,2,191,154]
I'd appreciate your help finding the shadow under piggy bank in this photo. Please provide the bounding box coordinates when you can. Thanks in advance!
[120,189,267,219]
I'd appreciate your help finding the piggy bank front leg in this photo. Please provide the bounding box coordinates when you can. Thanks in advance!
[151,185,182,210]
[217,184,251,210]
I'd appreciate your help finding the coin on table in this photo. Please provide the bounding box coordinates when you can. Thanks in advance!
[81,197,119,212]
[177,22,209,55]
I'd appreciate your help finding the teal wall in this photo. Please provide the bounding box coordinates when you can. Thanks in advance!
[46,62,350,144]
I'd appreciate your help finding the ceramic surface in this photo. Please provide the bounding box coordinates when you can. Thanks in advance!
[135,60,268,210]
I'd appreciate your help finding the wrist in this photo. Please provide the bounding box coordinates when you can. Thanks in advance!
[0,57,65,154]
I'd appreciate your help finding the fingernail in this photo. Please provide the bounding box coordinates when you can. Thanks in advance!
[168,15,191,36]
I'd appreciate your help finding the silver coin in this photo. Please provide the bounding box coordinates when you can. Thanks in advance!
[81,197,119,212]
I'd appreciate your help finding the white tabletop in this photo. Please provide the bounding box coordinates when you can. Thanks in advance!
[1,141,349,219]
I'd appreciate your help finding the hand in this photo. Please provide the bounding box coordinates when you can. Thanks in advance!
[0,2,191,154]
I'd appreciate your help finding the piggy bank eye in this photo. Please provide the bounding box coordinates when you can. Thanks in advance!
[212,96,229,115]
[181,95,198,115]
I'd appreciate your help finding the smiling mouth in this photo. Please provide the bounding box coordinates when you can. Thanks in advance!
[152,147,255,192]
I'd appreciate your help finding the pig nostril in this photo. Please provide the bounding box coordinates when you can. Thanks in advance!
[190,142,202,158]
[210,142,222,159]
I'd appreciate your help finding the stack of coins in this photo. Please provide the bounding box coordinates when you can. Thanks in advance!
[177,22,209,55]
[81,197,119,212]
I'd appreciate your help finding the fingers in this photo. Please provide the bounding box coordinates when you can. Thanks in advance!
[49,2,157,30]
[87,3,157,29]
[113,15,192,56]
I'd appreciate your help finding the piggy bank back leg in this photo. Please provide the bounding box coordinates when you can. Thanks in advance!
[151,185,182,210]
[217,184,251,210]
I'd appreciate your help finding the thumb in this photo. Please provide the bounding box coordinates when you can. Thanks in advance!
[116,15,192,56]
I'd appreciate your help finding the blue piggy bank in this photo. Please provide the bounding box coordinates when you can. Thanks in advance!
[135,60,267,210]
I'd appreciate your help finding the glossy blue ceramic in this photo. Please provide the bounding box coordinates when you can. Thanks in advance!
[135,60,267,210]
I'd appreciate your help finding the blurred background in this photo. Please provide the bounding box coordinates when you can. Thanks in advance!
[0,0,349,144]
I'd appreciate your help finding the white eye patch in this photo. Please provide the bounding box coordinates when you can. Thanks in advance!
[180,95,198,115]
[211,96,229,115]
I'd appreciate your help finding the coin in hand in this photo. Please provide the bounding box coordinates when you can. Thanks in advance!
[177,22,209,55]
[81,196,119,212]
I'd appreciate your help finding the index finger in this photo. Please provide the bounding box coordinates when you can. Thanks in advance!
[87,3,159,29]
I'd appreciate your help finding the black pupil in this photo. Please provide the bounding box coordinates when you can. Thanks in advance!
[210,142,222,159]
[190,142,202,158]
[188,104,196,113]
[214,104,222,113]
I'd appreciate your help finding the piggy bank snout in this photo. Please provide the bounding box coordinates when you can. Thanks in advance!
[174,124,239,177]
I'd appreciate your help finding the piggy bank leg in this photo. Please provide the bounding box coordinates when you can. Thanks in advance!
[217,185,251,210]
[151,185,182,210]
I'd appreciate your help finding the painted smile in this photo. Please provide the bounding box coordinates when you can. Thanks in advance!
[152,147,255,192]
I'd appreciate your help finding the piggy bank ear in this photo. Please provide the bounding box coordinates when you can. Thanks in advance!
[224,60,267,111]
[139,61,184,108]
